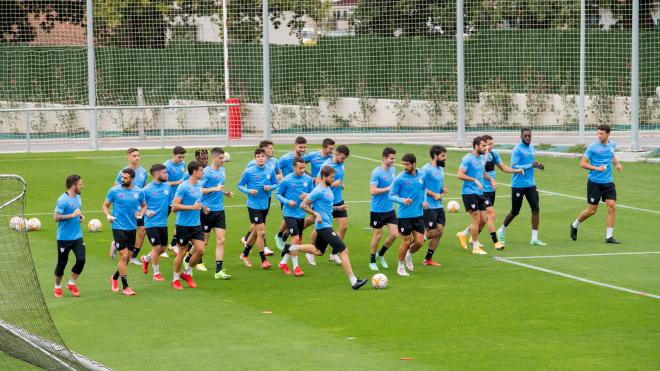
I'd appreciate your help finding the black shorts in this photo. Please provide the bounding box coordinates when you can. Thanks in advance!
[248,207,267,225]
[284,217,305,237]
[136,217,145,227]
[398,216,425,236]
[423,208,446,229]
[57,238,85,254]
[145,227,168,246]
[332,200,348,218]
[112,229,136,251]
[370,210,397,229]
[315,227,346,255]
[511,186,540,214]
[201,210,226,232]
[587,181,616,205]
[483,191,496,207]
[175,225,205,246]
[462,194,488,212]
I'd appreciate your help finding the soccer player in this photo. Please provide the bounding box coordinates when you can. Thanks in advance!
[280,165,368,289]
[140,164,170,282]
[194,148,209,168]
[317,144,350,265]
[53,175,86,298]
[240,140,280,256]
[171,161,207,289]
[238,148,279,269]
[112,148,148,265]
[389,153,428,277]
[274,136,313,249]
[421,145,448,267]
[497,128,547,246]
[307,138,335,181]
[275,157,314,276]
[368,147,398,271]
[570,124,623,244]
[103,168,146,296]
[165,146,187,205]
[457,135,522,251]
[200,147,235,280]
[457,137,489,255]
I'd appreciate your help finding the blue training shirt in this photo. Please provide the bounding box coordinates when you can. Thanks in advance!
[483,150,503,193]
[459,153,486,195]
[511,143,536,188]
[308,184,334,230]
[174,180,202,227]
[200,165,227,211]
[318,158,345,204]
[584,140,616,184]
[115,166,148,189]
[248,157,280,176]
[164,159,186,203]
[238,163,279,210]
[276,173,314,219]
[389,169,426,219]
[279,152,316,177]
[54,192,83,241]
[106,185,145,231]
[307,151,332,178]
[370,165,396,213]
[421,163,445,209]
[143,181,170,228]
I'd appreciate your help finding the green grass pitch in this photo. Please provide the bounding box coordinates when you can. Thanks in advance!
[1,143,659,370]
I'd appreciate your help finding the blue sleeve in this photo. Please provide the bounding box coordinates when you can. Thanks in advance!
[388,178,405,204]
[105,188,114,203]
[511,148,533,170]
[308,189,320,203]
[275,179,289,204]
[494,151,503,165]
[369,169,379,186]
[54,198,66,214]
[303,153,315,162]
[237,170,250,194]
[583,144,593,160]
[269,172,279,191]
[459,156,470,171]
[174,184,186,201]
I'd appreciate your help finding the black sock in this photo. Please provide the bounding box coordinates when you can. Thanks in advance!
[242,245,253,257]
[282,231,290,241]
[170,236,177,247]
[216,260,223,273]
[259,251,266,262]
[243,230,251,240]
[263,238,268,248]
[378,246,389,257]
[112,271,120,280]
[185,253,191,263]
[281,243,290,257]
[425,249,434,260]
[277,231,284,238]
[370,253,376,263]
[120,276,128,289]
[132,248,141,259]
[490,232,498,243]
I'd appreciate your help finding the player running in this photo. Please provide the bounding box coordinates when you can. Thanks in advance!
[200,147,235,280]
[103,168,146,296]
[570,124,623,244]
[316,144,350,266]
[280,165,369,289]
[497,128,547,246]
[457,137,489,255]
[275,158,314,276]
[389,153,428,277]
[171,161,207,289]
[368,147,398,271]
[112,148,148,265]
[53,175,86,298]
[237,148,279,269]
[421,145,447,267]
[140,164,170,282]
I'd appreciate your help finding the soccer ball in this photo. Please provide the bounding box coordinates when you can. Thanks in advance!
[371,273,388,289]
[224,152,231,162]
[27,218,41,231]
[446,200,461,213]
[88,219,102,232]
[9,216,27,231]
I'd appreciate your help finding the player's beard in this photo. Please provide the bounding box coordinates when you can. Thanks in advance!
[121,181,131,187]
[437,160,446,167]
[324,179,332,186]
[158,176,167,183]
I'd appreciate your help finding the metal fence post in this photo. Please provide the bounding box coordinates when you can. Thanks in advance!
[160,107,165,149]
[630,0,640,151]
[86,0,98,150]
[262,0,271,140]
[578,0,586,144]
[25,110,31,153]
[456,0,466,146]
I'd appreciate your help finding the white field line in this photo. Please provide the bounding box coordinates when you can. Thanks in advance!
[494,256,660,300]
[351,153,660,215]
[505,251,660,259]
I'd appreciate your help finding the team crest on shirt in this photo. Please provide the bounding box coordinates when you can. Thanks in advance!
[164,190,169,195]
[133,193,139,199]
[266,175,271,179]
[303,182,308,187]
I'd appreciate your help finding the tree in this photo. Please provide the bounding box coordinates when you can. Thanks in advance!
[0,1,85,43]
